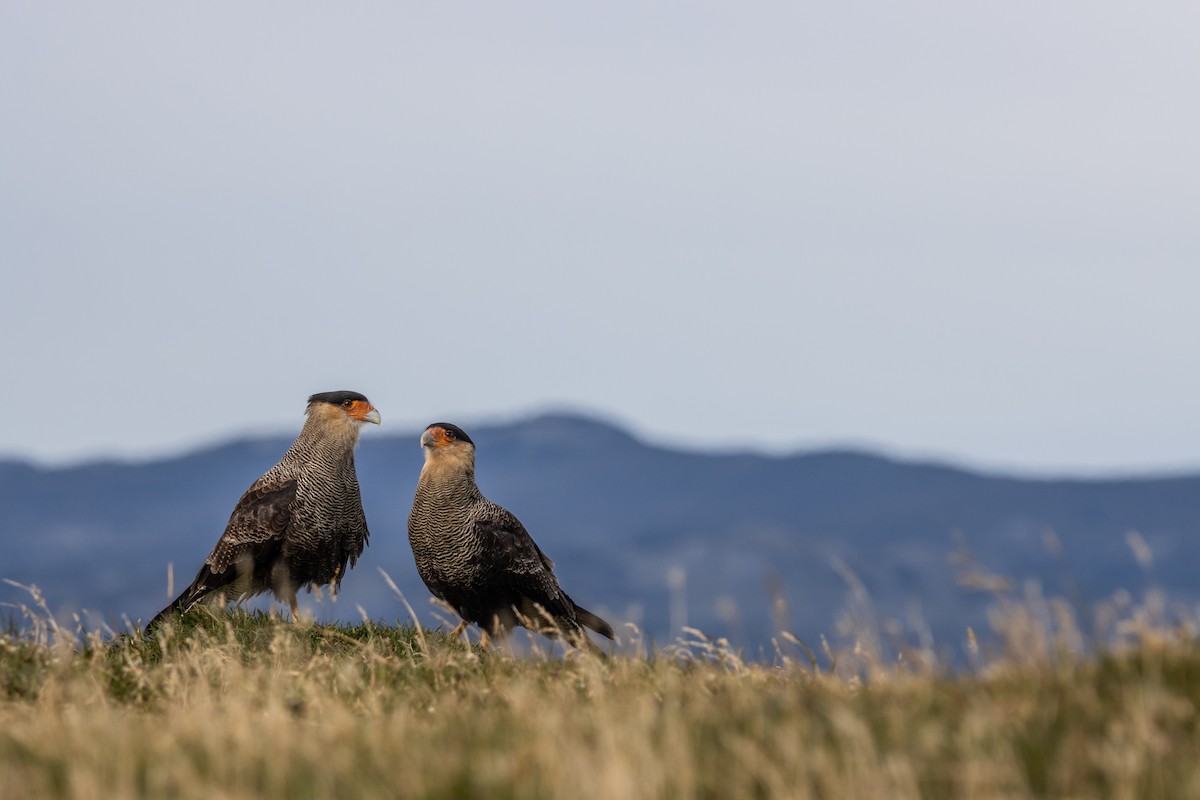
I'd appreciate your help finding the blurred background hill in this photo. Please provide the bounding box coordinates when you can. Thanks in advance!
[3,412,1192,655]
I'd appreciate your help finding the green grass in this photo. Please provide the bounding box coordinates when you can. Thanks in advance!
[4,596,1200,799]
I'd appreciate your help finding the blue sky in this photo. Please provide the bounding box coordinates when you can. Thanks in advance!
[2,2,1197,473]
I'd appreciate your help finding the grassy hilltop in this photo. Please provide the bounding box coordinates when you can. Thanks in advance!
[5,588,1200,800]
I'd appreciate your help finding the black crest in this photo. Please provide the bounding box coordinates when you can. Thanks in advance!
[308,390,369,406]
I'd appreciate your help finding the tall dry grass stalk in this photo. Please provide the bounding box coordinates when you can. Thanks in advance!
[3,575,1200,799]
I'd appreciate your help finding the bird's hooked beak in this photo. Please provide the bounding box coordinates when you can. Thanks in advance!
[347,400,381,425]
[421,427,449,448]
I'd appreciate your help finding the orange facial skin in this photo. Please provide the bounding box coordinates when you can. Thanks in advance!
[421,426,454,448]
[343,399,377,422]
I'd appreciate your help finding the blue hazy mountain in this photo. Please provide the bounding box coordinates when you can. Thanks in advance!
[2,413,1194,655]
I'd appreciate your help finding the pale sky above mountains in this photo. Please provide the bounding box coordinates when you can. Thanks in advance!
[2,2,1197,473]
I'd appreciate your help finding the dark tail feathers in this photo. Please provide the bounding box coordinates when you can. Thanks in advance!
[146,586,199,631]
[146,564,232,631]
[573,602,615,640]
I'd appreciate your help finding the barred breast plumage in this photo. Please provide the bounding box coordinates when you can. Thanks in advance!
[148,391,380,629]
[407,422,614,647]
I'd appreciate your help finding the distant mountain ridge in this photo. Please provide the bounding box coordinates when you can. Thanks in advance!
[3,412,1196,654]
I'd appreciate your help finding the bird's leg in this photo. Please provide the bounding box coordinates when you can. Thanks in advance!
[450,620,468,638]
[289,598,299,622]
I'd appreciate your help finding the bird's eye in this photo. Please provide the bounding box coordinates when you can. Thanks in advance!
[444,429,455,439]
[342,399,354,408]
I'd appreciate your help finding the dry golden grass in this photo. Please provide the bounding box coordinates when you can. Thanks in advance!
[4,582,1200,800]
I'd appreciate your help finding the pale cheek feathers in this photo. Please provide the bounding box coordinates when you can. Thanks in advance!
[424,444,475,473]
[307,404,363,438]
[308,404,346,424]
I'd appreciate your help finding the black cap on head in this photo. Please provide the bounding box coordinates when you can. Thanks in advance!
[308,390,369,406]
[427,422,474,445]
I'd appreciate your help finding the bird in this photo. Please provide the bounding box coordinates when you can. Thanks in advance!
[148,390,381,629]
[407,422,615,649]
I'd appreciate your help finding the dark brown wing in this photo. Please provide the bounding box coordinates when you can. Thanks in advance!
[474,502,577,625]
[207,477,297,573]
[148,477,297,628]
